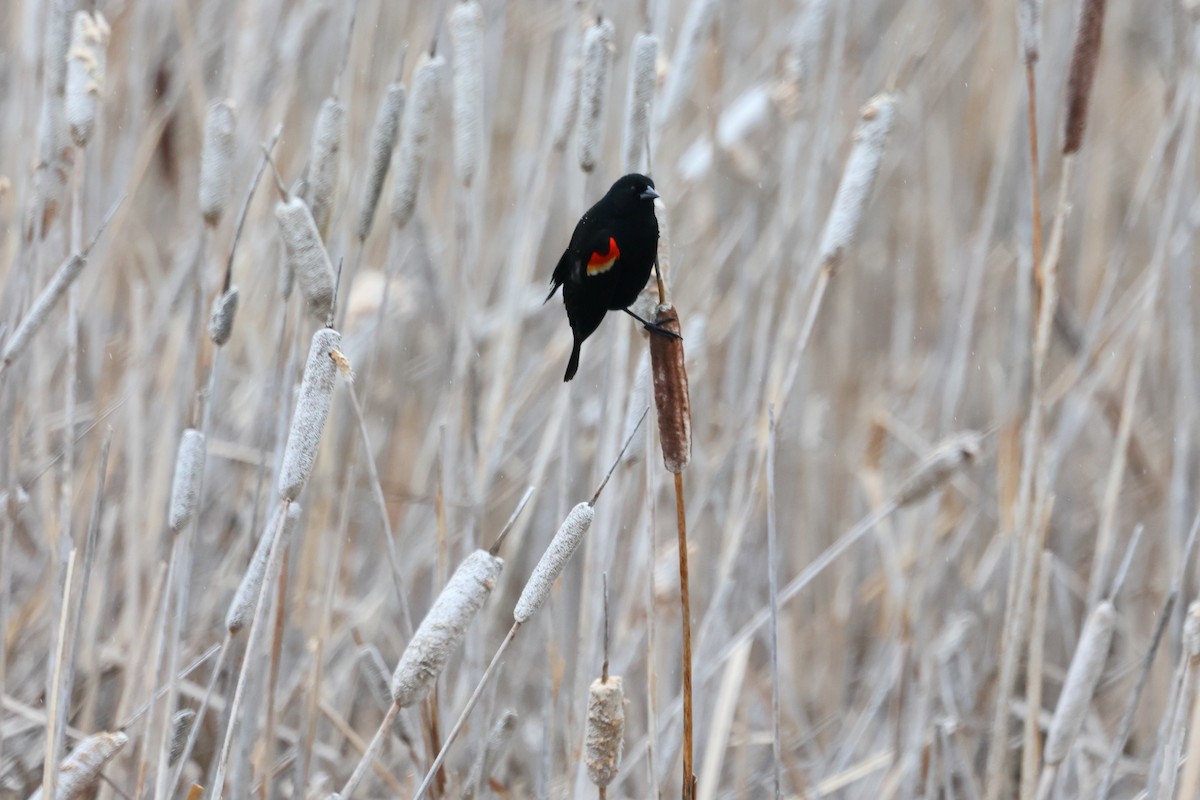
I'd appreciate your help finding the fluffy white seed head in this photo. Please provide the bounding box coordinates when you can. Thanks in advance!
[357,83,406,241]
[658,0,719,124]
[622,33,658,173]
[514,503,595,623]
[392,54,445,229]
[226,504,303,633]
[895,430,982,507]
[278,329,341,501]
[817,93,896,273]
[306,97,345,238]
[1044,600,1116,764]
[391,549,503,706]
[450,1,485,186]
[168,429,205,532]
[585,676,625,788]
[26,730,128,800]
[199,100,236,227]
[577,18,615,173]
[787,0,830,88]
[551,53,581,151]
[65,11,110,148]
[1186,601,1200,659]
[1018,0,1042,64]
[208,285,239,346]
[275,196,336,321]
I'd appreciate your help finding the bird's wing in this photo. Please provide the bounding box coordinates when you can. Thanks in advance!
[576,230,621,279]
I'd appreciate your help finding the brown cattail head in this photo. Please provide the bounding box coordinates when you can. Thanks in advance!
[817,93,896,274]
[357,82,406,241]
[894,430,982,508]
[278,329,341,501]
[585,676,625,788]
[577,17,616,173]
[392,53,445,229]
[1062,0,1108,155]
[168,429,205,533]
[199,100,237,227]
[392,549,504,706]
[226,504,303,633]
[65,11,110,148]
[275,196,336,321]
[513,502,595,623]
[27,730,128,800]
[449,0,485,186]
[621,32,659,174]
[208,286,239,346]
[168,709,197,766]
[1018,0,1042,65]
[306,97,345,238]
[649,304,691,473]
[1043,600,1115,764]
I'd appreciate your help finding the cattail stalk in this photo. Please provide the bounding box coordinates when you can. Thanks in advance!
[65,11,109,149]
[199,101,236,227]
[28,731,128,800]
[658,0,719,124]
[1062,0,1108,155]
[392,53,445,229]
[278,329,341,501]
[622,33,658,173]
[450,1,484,186]
[586,676,625,791]
[513,502,595,622]
[306,97,345,238]
[391,549,503,706]
[275,197,336,321]
[1154,602,1200,798]
[168,429,205,532]
[357,83,406,241]
[226,504,302,633]
[798,93,896,352]
[577,18,615,173]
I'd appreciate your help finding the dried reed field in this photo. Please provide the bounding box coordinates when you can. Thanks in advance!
[1,0,1198,796]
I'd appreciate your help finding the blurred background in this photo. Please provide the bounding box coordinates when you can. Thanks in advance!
[0,0,1197,797]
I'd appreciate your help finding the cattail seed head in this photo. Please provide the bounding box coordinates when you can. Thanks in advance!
[168,429,205,533]
[306,97,345,238]
[658,0,719,124]
[226,504,302,633]
[1044,600,1116,764]
[275,196,336,321]
[577,18,615,173]
[392,549,503,707]
[649,304,691,473]
[894,430,982,508]
[585,676,625,788]
[1018,0,1042,64]
[169,710,196,766]
[392,53,445,229]
[1,253,86,369]
[65,11,110,149]
[357,642,396,711]
[450,1,485,186]
[207,286,239,346]
[514,503,595,623]
[27,730,128,800]
[357,83,406,241]
[279,329,341,501]
[621,33,658,174]
[464,710,519,800]
[1186,601,1200,659]
[787,0,830,89]
[551,54,582,151]
[199,100,236,227]
[1062,0,1108,154]
[817,93,896,274]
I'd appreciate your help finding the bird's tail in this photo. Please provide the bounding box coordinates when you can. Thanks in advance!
[564,338,582,381]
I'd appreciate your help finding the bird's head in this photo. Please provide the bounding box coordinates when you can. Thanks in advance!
[610,173,660,205]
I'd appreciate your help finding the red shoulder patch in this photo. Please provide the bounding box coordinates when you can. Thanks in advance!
[586,237,620,275]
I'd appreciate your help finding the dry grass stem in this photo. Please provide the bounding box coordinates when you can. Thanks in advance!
[279,329,341,501]
[65,11,109,149]
[577,17,616,173]
[199,101,237,227]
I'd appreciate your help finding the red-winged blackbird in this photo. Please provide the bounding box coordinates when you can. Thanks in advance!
[546,173,667,381]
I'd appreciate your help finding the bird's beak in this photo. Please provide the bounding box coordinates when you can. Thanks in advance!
[640,187,660,200]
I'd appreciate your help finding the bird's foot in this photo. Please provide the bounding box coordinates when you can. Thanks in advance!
[623,307,683,340]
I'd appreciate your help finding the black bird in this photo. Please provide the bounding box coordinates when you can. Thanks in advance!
[546,173,671,381]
